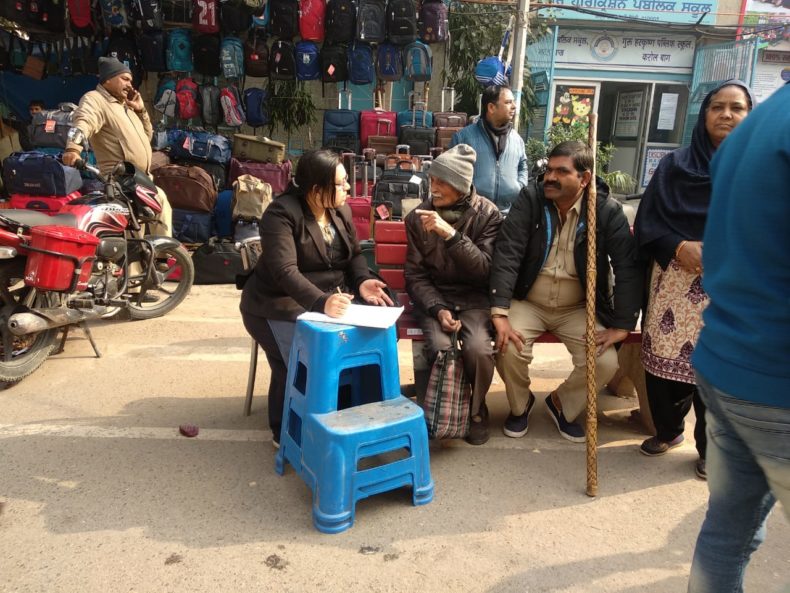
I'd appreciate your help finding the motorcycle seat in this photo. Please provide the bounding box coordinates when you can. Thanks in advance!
[0,210,78,229]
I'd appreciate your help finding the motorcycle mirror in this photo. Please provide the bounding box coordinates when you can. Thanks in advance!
[112,162,128,178]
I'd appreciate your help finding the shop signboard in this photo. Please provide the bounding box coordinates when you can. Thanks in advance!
[551,30,696,73]
[540,0,717,25]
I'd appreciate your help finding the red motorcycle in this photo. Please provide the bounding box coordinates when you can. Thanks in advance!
[0,161,194,383]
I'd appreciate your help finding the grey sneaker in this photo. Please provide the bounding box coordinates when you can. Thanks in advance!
[503,392,536,438]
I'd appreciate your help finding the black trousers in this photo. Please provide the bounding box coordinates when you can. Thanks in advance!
[645,372,706,458]
[241,313,287,439]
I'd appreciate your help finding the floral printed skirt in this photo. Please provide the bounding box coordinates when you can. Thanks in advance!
[641,259,708,384]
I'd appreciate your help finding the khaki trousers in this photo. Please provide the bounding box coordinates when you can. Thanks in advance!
[496,299,619,422]
[148,186,172,237]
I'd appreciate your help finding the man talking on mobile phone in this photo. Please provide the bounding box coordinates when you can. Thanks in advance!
[62,56,171,236]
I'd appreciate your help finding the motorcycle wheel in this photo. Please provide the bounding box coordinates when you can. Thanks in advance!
[127,244,194,320]
[0,260,59,383]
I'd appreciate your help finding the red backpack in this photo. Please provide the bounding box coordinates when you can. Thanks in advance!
[176,78,200,120]
[67,0,96,36]
[299,0,326,42]
[192,0,219,33]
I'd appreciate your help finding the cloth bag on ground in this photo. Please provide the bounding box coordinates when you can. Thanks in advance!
[422,331,471,439]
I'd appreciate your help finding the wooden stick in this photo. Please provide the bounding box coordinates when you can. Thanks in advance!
[585,113,599,498]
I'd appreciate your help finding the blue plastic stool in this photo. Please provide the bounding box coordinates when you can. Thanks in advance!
[275,319,434,534]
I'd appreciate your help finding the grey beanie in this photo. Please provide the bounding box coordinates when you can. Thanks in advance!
[430,144,476,194]
[98,56,132,83]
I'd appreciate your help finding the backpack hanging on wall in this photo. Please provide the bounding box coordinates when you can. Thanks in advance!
[105,31,142,86]
[348,42,374,85]
[298,0,325,42]
[200,84,222,126]
[220,85,246,127]
[192,0,219,32]
[138,30,167,72]
[130,0,164,31]
[27,0,67,32]
[193,34,221,75]
[324,0,355,44]
[67,0,97,36]
[162,0,192,23]
[166,28,193,71]
[295,40,320,81]
[251,0,270,26]
[320,43,347,83]
[403,40,431,82]
[220,36,245,79]
[376,42,402,81]
[243,88,270,128]
[176,77,200,120]
[386,0,417,46]
[418,0,447,44]
[356,0,385,43]
[244,28,269,77]
[154,76,178,116]
[220,0,251,33]
[98,0,130,29]
[269,0,298,38]
[269,40,296,80]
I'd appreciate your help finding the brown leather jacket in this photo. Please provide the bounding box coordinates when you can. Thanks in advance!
[405,189,503,317]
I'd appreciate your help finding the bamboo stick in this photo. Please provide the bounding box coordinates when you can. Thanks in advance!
[585,113,599,498]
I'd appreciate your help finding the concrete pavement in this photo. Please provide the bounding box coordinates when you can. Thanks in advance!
[1,284,787,593]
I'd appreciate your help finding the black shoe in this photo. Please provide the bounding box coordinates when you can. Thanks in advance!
[695,457,707,480]
[503,392,536,438]
[466,414,490,445]
[272,431,281,449]
[545,393,585,443]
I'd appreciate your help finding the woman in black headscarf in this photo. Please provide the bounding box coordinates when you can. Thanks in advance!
[633,80,755,478]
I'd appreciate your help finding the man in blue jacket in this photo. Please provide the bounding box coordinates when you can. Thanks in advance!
[450,85,528,212]
[687,82,790,593]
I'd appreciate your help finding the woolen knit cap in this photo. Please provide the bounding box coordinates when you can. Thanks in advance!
[430,144,477,194]
[98,57,132,83]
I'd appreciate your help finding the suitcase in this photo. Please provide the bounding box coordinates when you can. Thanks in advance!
[346,153,374,240]
[228,158,292,196]
[360,90,397,150]
[436,127,462,150]
[433,86,468,129]
[396,94,433,134]
[172,208,214,244]
[398,102,436,157]
[373,159,429,219]
[368,135,398,165]
[322,89,360,154]
[232,134,285,164]
[9,191,81,215]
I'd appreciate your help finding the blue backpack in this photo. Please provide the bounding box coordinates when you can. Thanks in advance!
[243,88,270,128]
[295,41,320,81]
[220,36,245,79]
[166,28,192,72]
[348,43,374,85]
[376,42,402,81]
[403,40,431,82]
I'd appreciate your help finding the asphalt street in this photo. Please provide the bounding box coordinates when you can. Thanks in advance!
[1,284,788,593]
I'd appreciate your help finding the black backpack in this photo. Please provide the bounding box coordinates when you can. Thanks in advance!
[193,34,222,76]
[137,30,167,72]
[325,0,356,44]
[269,0,298,39]
[320,43,348,83]
[200,84,222,127]
[221,0,251,33]
[105,31,142,87]
[268,40,296,80]
[161,0,191,23]
[386,0,417,45]
[26,0,66,32]
[244,28,269,78]
[130,0,164,31]
[356,0,385,43]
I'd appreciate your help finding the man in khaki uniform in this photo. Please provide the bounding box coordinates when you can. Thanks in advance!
[488,141,641,442]
[63,57,171,236]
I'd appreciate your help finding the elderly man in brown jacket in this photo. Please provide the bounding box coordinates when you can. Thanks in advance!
[62,57,170,235]
[405,144,503,445]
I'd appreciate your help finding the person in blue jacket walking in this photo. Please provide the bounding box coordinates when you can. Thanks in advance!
[450,85,528,213]
[687,81,790,593]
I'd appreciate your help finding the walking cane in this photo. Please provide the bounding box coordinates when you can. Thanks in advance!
[585,113,599,497]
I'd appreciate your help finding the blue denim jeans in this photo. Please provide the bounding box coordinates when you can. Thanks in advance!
[688,372,790,593]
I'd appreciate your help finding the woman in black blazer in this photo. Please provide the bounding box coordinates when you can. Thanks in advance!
[240,149,393,446]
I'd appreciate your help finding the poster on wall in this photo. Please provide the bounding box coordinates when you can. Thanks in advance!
[642,147,674,188]
[613,90,644,138]
[551,84,597,135]
[752,51,790,103]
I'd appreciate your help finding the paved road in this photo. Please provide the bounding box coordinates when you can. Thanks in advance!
[1,285,788,593]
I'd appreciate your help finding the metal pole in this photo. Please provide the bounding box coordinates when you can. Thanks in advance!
[510,0,530,133]
[585,112,599,498]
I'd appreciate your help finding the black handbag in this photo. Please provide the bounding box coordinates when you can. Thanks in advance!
[191,239,244,285]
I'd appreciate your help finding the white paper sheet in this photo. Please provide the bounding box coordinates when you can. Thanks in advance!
[298,305,404,329]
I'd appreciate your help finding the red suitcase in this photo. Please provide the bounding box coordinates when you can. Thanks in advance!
[360,86,397,150]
